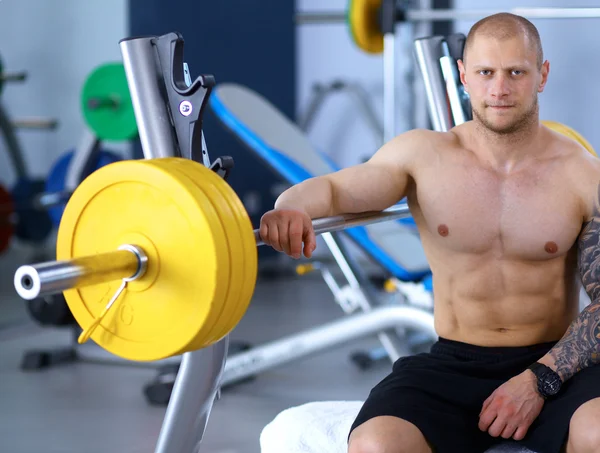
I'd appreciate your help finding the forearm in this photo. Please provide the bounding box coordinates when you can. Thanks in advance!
[274,177,336,219]
[538,301,600,382]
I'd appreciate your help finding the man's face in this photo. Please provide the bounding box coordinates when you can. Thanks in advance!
[458,34,549,135]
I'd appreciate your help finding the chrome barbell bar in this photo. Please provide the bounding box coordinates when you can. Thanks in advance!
[14,203,412,300]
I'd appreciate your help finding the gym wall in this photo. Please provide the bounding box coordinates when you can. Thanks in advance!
[0,0,131,187]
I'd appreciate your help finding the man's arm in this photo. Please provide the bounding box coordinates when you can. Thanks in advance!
[537,181,600,382]
[274,129,430,218]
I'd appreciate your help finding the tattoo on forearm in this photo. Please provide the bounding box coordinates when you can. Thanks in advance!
[549,183,600,381]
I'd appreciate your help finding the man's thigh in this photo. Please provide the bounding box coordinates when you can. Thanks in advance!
[564,397,600,453]
[348,354,498,453]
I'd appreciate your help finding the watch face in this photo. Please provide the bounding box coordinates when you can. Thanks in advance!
[542,373,562,395]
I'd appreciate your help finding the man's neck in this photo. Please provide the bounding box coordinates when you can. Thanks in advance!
[472,119,542,173]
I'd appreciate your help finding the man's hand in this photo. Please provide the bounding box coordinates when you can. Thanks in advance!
[478,370,544,440]
[259,208,316,259]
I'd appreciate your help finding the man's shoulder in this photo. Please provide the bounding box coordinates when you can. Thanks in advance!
[554,131,600,178]
[552,131,600,222]
[389,127,458,155]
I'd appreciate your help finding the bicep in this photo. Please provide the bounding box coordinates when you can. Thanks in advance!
[323,163,408,214]
[324,130,425,214]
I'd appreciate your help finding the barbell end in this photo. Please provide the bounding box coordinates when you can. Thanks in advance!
[12,246,145,302]
[14,265,43,300]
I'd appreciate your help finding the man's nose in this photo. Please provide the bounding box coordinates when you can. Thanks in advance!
[490,74,510,97]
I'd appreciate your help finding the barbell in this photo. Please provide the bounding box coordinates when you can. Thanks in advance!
[296,0,600,54]
[13,157,411,362]
[11,119,595,362]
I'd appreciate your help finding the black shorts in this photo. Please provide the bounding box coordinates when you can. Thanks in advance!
[349,337,600,453]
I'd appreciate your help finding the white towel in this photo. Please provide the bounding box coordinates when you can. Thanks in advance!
[260,401,362,453]
[259,401,537,453]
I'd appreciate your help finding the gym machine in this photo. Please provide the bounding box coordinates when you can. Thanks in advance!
[13,31,438,453]
[298,80,384,152]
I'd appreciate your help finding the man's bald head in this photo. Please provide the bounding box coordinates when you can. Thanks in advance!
[462,13,544,69]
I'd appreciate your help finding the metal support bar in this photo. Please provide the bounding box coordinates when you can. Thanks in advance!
[413,36,452,132]
[11,118,58,130]
[221,305,436,386]
[298,80,384,147]
[154,338,228,453]
[321,232,405,363]
[0,103,29,180]
[65,128,101,191]
[0,71,27,82]
[440,43,467,127]
[383,33,396,141]
[295,7,600,25]
[119,36,179,159]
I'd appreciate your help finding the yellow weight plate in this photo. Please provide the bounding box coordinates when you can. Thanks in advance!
[347,0,384,54]
[57,159,231,361]
[190,162,257,341]
[163,158,257,342]
[146,158,242,347]
[164,160,244,345]
[542,120,597,157]
[138,159,234,351]
[202,166,257,341]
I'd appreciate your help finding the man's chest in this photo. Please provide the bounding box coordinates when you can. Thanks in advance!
[413,163,583,259]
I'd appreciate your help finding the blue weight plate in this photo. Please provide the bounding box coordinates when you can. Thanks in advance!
[45,149,122,227]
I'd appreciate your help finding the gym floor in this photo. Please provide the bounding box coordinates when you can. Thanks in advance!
[0,239,397,453]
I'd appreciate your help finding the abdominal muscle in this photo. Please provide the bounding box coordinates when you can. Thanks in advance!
[428,252,582,347]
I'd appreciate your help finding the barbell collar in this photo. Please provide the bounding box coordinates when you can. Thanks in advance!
[14,204,411,298]
[14,245,147,300]
[295,7,600,25]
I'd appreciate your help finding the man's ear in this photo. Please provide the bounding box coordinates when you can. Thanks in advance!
[458,59,468,92]
[538,60,550,93]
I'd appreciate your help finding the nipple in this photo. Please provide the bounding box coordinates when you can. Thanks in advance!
[544,241,558,254]
[437,224,449,237]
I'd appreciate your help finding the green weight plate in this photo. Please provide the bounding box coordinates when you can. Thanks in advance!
[81,63,138,141]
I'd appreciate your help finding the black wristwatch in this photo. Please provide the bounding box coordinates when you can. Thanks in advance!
[527,362,562,399]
